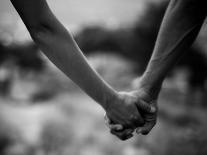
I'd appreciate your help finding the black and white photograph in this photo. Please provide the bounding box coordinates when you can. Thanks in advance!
[0,0,207,155]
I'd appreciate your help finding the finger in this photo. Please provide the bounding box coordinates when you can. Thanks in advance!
[135,100,156,113]
[104,114,112,124]
[105,114,124,131]
[125,134,133,140]
[136,121,155,135]
[111,129,134,141]
[109,124,124,131]
[104,115,110,128]
[119,133,133,141]
[105,112,127,127]
[104,114,115,127]
[111,128,134,135]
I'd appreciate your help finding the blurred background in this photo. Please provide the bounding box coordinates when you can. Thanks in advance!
[0,0,207,155]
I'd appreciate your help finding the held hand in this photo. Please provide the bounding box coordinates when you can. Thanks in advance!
[105,89,158,140]
[134,89,158,135]
[105,91,155,140]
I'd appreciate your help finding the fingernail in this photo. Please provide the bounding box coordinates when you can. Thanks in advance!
[150,106,156,113]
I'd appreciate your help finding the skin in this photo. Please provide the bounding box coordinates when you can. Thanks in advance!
[9,0,154,135]
[106,86,157,140]
[107,0,207,139]
[106,90,156,140]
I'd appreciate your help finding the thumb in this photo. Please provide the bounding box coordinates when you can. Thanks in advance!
[135,100,156,113]
[136,121,155,135]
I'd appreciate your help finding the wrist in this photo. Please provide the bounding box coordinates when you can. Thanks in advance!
[138,75,163,100]
[101,88,118,111]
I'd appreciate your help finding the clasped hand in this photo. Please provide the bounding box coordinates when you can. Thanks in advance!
[104,88,157,140]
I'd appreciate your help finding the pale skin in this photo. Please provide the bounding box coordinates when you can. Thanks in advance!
[9,0,156,141]
[107,0,207,139]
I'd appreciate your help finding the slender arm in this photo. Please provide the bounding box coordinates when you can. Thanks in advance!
[139,0,207,99]
[10,0,117,109]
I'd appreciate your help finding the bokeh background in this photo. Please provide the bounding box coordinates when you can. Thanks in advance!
[0,0,207,155]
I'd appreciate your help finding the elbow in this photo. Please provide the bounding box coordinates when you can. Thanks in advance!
[27,15,72,45]
[28,20,70,44]
[29,27,42,44]
[28,22,54,45]
[24,12,54,42]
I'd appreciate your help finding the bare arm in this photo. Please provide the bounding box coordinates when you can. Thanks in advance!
[10,0,116,109]
[139,0,207,99]
[10,0,154,130]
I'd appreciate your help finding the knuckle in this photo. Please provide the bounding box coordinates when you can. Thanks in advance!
[131,115,141,121]
[129,115,136,121]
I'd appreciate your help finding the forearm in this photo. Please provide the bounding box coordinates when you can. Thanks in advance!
[35,28,116,109]
[10,0,117,109]
[139,0,206,98]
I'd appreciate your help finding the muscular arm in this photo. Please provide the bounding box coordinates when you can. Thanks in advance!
[139,0,207,99]
[10,0,116,109]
